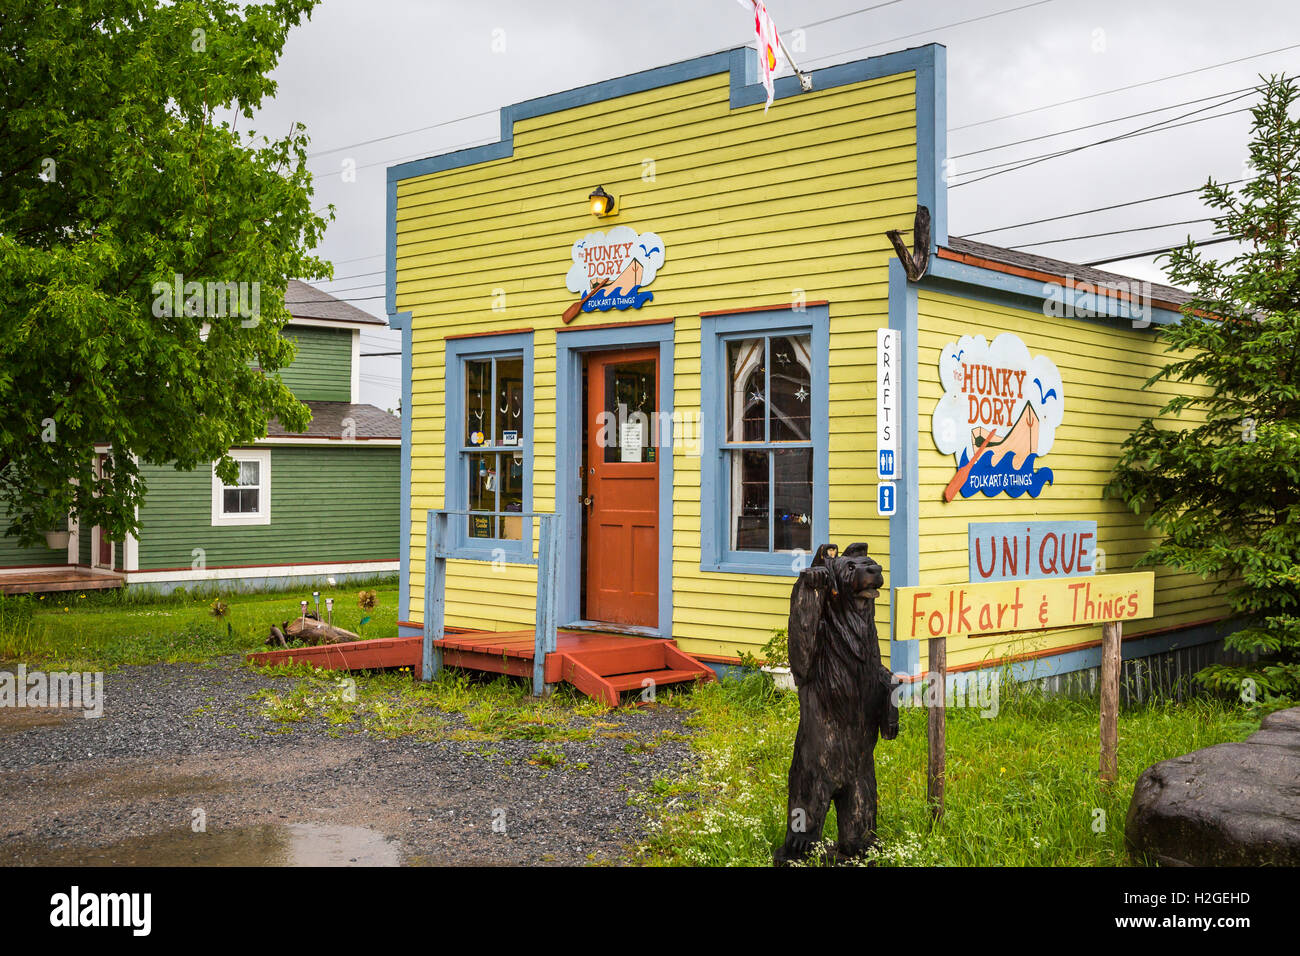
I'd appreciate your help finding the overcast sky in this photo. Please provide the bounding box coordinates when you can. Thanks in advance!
[253,0,1300,410]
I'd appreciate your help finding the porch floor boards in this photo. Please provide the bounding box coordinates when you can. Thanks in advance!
[246,629,716,706]
[0,567,124,595]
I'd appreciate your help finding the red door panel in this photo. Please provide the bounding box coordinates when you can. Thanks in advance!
[585,349,659,628]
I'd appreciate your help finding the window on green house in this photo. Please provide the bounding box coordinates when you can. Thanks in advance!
[211,448,271,526]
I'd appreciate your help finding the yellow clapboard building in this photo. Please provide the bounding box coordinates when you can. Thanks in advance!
[384,43,1232,686]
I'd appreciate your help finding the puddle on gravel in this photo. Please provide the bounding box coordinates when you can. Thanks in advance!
[0,823,403,866]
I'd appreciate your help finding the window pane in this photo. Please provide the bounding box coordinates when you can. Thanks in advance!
[773,448,812,553]
[242,488,260,514]
[494,357,524,447]
[602,359,656,463]
[499,452,524,541]
[465,359,491,447]
[769,334,811,443]
[237,460,260,486]
[731,449,770,551]
[726,338,765,443]
[467,452,497,538]
[223,488,240,514]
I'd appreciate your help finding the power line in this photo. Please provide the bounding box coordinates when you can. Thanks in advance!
[1006,218,1217,251]
[952,40,1300,131]
[952,98,1254,187]
[803,0,1060,68]
[1085,235,1240,266]
[962,180,1244,238]
[800,0,908,31]
[949,85,1257,160]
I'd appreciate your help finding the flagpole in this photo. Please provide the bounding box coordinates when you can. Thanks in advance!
[777,33,814,92]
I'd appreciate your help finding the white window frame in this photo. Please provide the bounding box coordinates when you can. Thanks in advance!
[211,448,272,526]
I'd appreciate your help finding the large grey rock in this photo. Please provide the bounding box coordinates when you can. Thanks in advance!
[1125,706,1300,866]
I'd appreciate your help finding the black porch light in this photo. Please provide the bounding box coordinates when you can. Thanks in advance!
[589,186,616,217]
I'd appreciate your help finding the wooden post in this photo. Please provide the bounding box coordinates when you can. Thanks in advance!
[422,511,446,684]
[532,515,555,697]
[1100,621,1122,783]
[927,635,946,820]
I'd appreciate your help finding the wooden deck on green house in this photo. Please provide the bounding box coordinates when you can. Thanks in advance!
[0,567,124,596]
[246,629,715,706]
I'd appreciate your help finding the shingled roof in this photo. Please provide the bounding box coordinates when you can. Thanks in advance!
[285,279,386,325]
[943,237,1195,309]
[266,401,400,441]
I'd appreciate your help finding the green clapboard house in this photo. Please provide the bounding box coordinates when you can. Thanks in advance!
[0,281,400,595]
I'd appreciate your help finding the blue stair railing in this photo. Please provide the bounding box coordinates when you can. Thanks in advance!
[422,509,560,696]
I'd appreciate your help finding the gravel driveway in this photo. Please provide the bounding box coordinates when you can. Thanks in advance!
[0,659,694,866]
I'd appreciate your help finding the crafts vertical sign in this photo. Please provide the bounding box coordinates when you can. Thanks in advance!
[876,328,899,516]
[876,328,899,480]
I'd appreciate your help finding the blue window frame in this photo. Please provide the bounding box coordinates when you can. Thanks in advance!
[700,305,829,575]
[444,332,534,559]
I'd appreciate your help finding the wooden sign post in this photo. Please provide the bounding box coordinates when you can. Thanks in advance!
[927,635,946,820]
[1099,621,1122,783]
[895,573,1155,809]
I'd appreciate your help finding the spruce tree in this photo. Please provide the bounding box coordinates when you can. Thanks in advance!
[1109,75,1300,709]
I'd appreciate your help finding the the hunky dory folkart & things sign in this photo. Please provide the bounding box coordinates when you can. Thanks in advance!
[931,332,1066,501]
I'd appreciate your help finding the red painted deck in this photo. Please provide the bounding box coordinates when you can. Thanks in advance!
[0,567,124,595]
[246,629,715,705]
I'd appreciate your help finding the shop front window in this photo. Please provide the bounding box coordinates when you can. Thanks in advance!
[726,333,813,553]
[446,332,533,557]
[700,307,828,575]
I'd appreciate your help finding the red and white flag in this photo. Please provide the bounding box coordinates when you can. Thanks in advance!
[736,0,785,111]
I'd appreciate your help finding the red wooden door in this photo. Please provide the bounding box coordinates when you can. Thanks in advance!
[585,349,659,628]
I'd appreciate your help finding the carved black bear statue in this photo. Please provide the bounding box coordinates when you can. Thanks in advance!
[774,542,900,864]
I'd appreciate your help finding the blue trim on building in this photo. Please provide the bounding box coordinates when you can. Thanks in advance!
[698,305,830,577]
[887,260,921,676]
[916,46,947,249]
[390,312,413,621]
[442,332,536,562]
[554,323,675,637]
[924,256,1183,328]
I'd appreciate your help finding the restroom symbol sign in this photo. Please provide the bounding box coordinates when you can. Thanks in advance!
[877,482,897,517]
[878,449,896,480]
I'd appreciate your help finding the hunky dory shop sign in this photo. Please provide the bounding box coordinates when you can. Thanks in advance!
[562,226,666,322]
[931,333,1066,501]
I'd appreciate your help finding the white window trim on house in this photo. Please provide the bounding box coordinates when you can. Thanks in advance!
[211,448,272,526]
[350,327,361,403]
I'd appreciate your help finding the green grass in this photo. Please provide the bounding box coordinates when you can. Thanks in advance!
[247,664,679,743]
[0,576,399,671]
[633,672,1257,866]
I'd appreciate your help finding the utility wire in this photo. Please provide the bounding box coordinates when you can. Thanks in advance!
[949,85,1257,159]
[952,40,1300,131]
[953,98,1255,187]
[1085,235,1240,266]
[1006,218,1217,250]
[803,0,1060,68]
[962,180,1244,238]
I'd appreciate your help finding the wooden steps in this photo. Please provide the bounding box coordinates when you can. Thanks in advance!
[246,628,715,706]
